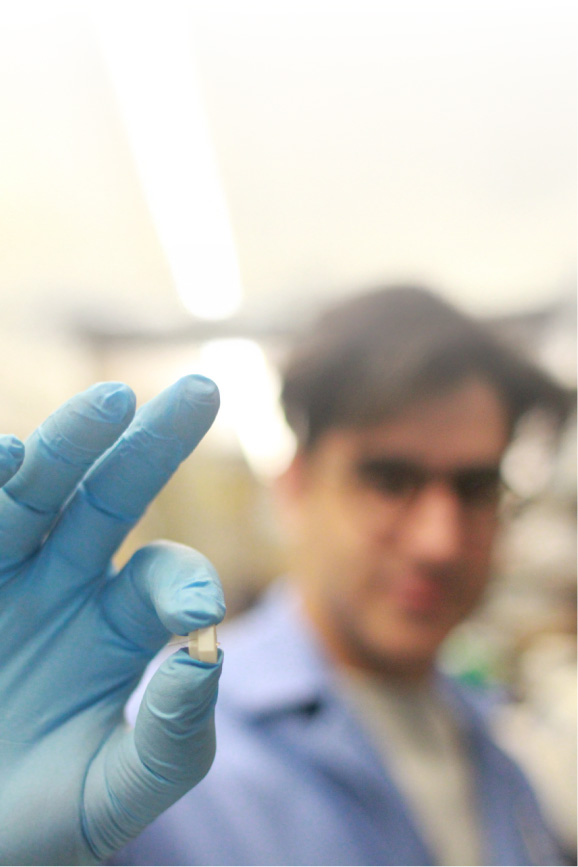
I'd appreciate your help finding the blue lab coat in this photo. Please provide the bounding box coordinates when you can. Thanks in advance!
[113,582,561,866]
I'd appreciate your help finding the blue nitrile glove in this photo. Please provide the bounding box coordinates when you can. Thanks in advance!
[0,376,225,865]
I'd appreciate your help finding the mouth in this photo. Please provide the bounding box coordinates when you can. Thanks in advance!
[389,572,448,617]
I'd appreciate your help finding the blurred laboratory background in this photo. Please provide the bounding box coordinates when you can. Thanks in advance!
[0,0,576,851]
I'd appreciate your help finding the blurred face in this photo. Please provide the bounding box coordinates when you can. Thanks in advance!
[280,378,509,680]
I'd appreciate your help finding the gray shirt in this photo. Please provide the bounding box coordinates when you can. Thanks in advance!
[338,669,482,866]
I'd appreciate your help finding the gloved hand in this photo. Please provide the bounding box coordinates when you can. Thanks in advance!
[0,376,225,865]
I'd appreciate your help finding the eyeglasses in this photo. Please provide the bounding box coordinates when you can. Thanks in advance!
[354,456,504,510]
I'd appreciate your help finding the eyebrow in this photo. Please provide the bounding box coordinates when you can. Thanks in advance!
[355,455,501,475]
[354,456,503,478]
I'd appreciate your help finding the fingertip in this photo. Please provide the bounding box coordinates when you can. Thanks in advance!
[180,374,220,408]
[178,563,226,623]
[163,579,226,636]
[85,382,137,423]
[34,383,137,465]
[168,648,224,706]
[143,648,223,722]
[172,645,224,672]
[134,376,220,451]
[163,607,226,638]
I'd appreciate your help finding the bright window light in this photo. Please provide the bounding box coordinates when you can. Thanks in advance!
[89,1,243,320]
[199,338,296,478]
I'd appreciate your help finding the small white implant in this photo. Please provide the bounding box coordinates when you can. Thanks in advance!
[187,625,218,663]
[168,625,219,662]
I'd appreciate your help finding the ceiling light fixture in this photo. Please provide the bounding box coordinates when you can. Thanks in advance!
[89,1,243,321]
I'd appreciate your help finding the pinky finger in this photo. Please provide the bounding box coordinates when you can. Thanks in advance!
[0,436,24,488]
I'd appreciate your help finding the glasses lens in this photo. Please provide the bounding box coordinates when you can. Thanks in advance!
[454,468,502,506]
[356,459,424,498]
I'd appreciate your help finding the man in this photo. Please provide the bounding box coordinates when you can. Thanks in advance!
[113,286,570,866]
[1,287,568,866]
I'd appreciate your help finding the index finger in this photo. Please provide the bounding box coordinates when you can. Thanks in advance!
[47,375,220,575]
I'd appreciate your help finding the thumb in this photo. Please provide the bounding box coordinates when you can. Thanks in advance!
[82,652,222,860]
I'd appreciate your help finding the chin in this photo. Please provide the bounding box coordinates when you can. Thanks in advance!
[359,623,450,676]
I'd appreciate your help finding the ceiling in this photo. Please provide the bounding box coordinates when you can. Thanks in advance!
[0,1,575,336]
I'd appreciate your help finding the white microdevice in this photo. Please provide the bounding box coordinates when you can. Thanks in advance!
[188,625,218,663]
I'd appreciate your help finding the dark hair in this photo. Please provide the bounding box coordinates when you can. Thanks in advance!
[280,286,570,450]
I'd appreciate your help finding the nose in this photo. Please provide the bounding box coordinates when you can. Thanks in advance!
[399,481,464,566]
